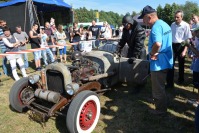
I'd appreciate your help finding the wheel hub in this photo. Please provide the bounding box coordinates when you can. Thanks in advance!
[86,111,93,120]
[19,86,34,104]
[79,100,97,130]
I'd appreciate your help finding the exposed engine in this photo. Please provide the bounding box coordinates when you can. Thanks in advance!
[70,54,101,84]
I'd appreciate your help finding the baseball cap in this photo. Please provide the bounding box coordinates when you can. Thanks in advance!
[40,26,44,29]
[138,5,156,19]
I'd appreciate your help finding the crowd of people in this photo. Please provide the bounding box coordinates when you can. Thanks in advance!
[0,18,116,81]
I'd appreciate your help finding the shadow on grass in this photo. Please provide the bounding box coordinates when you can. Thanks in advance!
[55,115,69,133]
[100,82,195,133]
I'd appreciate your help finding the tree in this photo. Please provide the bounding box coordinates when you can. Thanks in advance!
[131,11,137,17]
[73,8,123,27]
[181,1,199,22]
[156,2,199,25]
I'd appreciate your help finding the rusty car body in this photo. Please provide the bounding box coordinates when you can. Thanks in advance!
[9,50,149,133]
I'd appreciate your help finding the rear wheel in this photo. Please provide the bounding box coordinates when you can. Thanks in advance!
[9,77,34,112]
[66,90,100,133]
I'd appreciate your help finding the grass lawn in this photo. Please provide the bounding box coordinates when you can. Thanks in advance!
[0,43,198,133]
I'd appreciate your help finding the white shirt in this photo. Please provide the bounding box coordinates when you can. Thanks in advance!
[40,33,48,48]
[171,21,192,43]
[2,36,19,47]
[2,36,21,60]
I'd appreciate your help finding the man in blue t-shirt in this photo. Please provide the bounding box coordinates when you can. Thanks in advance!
[138,5,173,115]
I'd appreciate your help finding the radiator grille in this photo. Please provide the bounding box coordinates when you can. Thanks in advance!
[46,70,66,95]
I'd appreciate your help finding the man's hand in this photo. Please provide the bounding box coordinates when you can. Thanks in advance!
[20,41,26,46]
[181,39,190,46]
[128,57,136,64]
[115,47,121,57]
[14,42,20,47]
[150,53,159,60]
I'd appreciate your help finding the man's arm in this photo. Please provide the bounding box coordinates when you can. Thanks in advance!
[186,43,199,57]
[118,29,127,50]
[181,24,192,57]
[132,28,146,57]
[150,42,161,60]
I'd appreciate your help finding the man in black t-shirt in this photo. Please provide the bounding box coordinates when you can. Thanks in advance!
[89,20,100,39]
[89,20,100,48]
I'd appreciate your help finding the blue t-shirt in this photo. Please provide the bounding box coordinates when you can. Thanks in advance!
[148,19,173,71]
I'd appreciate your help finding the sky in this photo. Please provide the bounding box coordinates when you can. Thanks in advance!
[64,0,198,15]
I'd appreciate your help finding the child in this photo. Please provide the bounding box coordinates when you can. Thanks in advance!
[40,26,55,66]
[51,36,57,60]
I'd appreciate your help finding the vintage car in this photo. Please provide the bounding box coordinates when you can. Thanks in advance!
[9,50,149,133]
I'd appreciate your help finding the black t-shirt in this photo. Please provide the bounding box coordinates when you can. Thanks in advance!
[29,31,40,49]
[89,25,99,39]
[73,28,81,41]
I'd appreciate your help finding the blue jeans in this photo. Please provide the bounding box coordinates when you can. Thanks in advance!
[42,48,55,65]
[73,39,79,51]
[33,50,41,60]
[41,50,48,65]
[92,40,100,48]
[1,48,8,75]
[46,48,55,63]
[59,46,67,55]
[19,50,29,69]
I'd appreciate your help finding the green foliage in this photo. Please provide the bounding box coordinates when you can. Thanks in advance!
[157,1,199,25]
[73,1,198,27]
[131,11,137,17]
[182,1,199,22]
[73,7,123,27]
[0,0,9,2]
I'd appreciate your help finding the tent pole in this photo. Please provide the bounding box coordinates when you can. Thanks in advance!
[24,0,28,31]
[27,0,34,28]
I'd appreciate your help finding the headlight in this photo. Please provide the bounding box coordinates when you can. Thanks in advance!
[28,75,40,84]
[65,83,80,96]
[66,84,74,95]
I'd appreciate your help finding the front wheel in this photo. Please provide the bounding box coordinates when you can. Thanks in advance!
[9,77,34,112]
[66,90,100,133]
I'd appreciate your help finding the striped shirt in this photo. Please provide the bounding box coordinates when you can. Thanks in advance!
[0,27,6,49]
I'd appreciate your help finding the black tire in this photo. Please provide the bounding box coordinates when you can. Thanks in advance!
[66,90,100,133]
[9,77,33,112]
